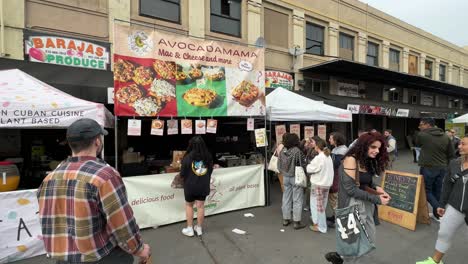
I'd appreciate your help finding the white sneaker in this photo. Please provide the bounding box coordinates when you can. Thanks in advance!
[182,226,194,237]
[194,225,203,236]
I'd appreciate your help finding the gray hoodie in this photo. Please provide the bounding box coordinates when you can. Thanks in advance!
[332,145,349,156]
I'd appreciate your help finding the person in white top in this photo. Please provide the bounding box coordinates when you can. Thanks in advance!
[306,136,334,233]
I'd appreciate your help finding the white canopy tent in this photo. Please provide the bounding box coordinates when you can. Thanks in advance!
[0,69,114,128]
[452,113,468,124]
[266,87,352,122]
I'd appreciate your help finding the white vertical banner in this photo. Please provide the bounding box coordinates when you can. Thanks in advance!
[0,190,45,264]
[123,165,265,229]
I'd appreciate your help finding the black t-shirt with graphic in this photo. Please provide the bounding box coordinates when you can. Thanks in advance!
[180,154,213,197]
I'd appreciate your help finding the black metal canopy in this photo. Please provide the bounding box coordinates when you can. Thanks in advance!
[301,59,468,97]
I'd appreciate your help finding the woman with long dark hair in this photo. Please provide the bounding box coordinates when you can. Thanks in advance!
[325,132,391,264]
[180,136,213,237]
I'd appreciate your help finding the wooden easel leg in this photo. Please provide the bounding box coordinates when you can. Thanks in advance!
[417,176,431,225]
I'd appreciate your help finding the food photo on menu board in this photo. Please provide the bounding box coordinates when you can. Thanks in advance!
[151,119,164,136]
[206,119,218,134]
[113,55,177,117]
[226,69,265,116]
[195,120,206,134]
[181,119,193,134]
[176,65,227,117]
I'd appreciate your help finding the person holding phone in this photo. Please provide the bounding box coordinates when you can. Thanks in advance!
[325,132,391,264]
[416,135,468,264]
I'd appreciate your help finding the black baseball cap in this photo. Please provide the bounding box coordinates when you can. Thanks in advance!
[67,118,108,142]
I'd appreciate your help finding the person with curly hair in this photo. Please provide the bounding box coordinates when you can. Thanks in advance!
[278,133,307,229]
[325,132,391,264]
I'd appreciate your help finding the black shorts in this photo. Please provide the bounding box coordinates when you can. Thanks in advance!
[185,194,207,203]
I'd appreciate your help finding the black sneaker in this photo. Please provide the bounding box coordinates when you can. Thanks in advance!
[325,252,343,264]
[293,221,306,230]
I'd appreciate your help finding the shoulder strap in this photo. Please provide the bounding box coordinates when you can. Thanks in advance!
[355,161,360,186]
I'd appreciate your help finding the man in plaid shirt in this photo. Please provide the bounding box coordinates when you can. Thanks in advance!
[37,118,151,263]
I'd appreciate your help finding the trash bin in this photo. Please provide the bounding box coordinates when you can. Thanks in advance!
[0,161,20,192]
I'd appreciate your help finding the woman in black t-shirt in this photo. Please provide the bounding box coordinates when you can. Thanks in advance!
[180,136,213,237]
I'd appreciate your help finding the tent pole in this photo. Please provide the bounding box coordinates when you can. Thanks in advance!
[265,113,270,206]
[114,115,118,169]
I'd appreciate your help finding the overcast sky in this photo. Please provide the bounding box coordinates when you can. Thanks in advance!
[359,0,468,47]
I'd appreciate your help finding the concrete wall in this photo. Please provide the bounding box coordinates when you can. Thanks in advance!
[1,0,467,88]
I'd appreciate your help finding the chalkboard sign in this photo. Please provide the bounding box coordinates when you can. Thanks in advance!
[383,173,418,213]
[378,170,430,231]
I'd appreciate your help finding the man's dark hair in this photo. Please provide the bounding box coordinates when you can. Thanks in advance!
[68,136,98,153]
[384,129,392,134]
[330,132,346,146]
[283,133,300,149]
[420,117,435,127]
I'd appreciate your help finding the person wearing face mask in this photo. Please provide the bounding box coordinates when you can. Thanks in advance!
[325,132,391,264]
[416,135,468,264]
[37,118,151,264]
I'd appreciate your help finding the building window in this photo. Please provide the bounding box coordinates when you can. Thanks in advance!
[391,90,399,102]
[264,8,289,48]
[366,42,379,66]
[306,23,324,55]
[389,49,400,71]
[313,82,322,93]
[408,54,418,75]
[411,95,418,104]
[210,0,241,37]
[425,60,433,78]
[139,0,180,23]
[339,33,354,60]
[440,64,446,82]
[305,78,323,93]
[449,98,460,109]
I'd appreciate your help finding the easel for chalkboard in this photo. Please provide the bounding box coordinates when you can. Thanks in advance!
[378,170,431,231]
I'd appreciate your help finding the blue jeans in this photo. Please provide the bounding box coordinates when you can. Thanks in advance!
[420,167,446,210]
[282,176,304,222]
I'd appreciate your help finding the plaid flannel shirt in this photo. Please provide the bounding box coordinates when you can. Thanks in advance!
[37,156,143,263]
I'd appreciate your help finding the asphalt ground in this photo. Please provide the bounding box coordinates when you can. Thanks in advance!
[13,150,467,264]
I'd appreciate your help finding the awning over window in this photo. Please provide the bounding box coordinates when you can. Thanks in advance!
[300,59,468,97]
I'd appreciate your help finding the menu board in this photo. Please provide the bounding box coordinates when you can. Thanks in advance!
[113,24,265,117]
[378,171,430,231]
[383,173,418,213]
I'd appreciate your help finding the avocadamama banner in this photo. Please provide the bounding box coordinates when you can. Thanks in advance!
[113,24,265,117]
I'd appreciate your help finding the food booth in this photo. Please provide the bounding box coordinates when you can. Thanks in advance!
[265,87,353,190]
[111,23,267,229]
[0,69,114,263]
